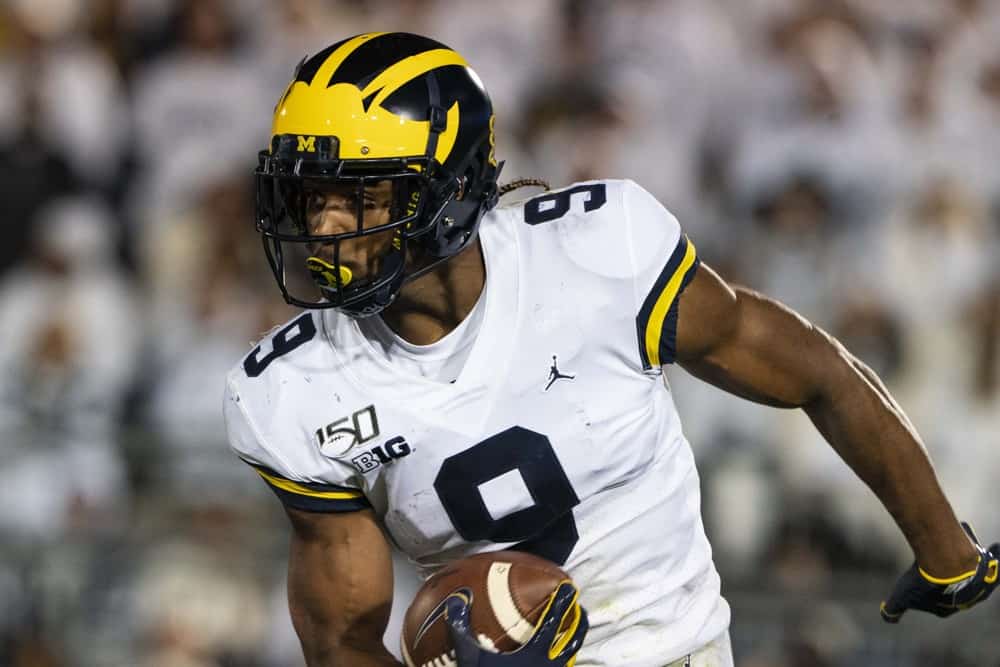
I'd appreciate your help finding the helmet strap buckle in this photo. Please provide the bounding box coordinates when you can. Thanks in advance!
[429,105,448,133]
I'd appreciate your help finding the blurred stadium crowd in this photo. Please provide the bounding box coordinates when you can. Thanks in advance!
[0,0,998,665]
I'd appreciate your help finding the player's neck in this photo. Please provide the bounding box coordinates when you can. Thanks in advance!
[380,239,486,346]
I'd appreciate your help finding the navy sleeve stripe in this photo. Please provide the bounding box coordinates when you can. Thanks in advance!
[265,483,372,513]
[240,460,371,513]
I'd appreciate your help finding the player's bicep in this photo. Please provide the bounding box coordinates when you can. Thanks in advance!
[674,261,841,408]
[286,506,396,665]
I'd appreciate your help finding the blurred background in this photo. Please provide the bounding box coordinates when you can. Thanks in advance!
[0,0,998,665]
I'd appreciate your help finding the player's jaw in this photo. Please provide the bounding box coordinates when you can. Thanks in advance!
[307,234,395,284]
[302,180,397,285]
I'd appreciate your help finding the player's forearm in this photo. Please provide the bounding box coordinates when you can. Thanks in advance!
[287,511,401,667]
[803,353,978,576]
[298,641,402,667]
[291,598,402,667]
[676,277,979,575]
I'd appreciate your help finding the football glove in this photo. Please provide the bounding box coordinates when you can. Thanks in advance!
[445,582,589,667]
[881,522,1000,623]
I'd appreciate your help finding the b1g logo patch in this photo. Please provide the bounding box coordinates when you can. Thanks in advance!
[352,436,412,473]
[315,405,379,457]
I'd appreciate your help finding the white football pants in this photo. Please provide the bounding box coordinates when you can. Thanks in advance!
[664,631,733,667]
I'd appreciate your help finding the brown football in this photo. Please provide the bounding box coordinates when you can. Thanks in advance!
[400,550,572,667]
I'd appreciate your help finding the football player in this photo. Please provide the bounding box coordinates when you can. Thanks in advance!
[224,32,999,667]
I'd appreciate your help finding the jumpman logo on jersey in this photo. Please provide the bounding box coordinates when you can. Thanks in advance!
[544,355,576,392]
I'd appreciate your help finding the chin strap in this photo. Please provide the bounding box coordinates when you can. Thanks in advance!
[372,248,405,306]
[424,71,447,161]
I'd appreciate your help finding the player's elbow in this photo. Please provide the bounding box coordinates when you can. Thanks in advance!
[290,594,393,665]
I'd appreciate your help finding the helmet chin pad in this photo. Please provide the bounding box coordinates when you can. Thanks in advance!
[340,248,406,317]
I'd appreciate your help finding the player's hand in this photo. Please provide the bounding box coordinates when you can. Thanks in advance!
[445,582,588,666]
[881,522,1000,623]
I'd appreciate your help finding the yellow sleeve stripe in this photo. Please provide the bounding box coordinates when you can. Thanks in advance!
[636,235,698,368]
[254,467,365,500]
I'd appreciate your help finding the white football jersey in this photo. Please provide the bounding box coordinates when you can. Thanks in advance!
[224,179,730,665]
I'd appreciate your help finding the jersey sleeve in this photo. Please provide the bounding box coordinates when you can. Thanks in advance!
[622,180,700,369]
[223,374,371,513]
